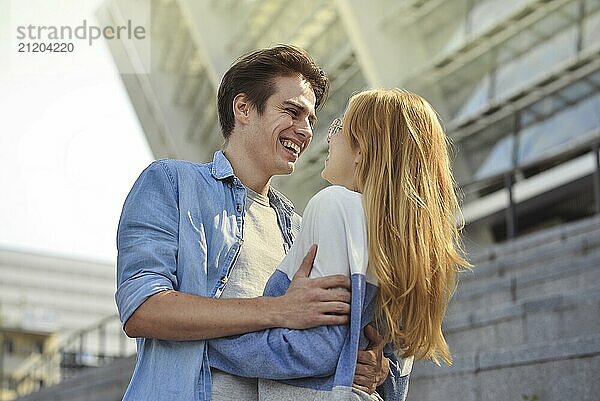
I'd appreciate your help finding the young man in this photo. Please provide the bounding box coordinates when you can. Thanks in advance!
[116,45,389,401]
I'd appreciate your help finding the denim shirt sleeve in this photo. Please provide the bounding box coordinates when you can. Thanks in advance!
[115,161,179,325]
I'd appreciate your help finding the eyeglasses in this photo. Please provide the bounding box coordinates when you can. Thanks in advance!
[327,118,343,140]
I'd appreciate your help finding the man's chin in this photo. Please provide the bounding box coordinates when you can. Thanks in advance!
[274,162,295,176]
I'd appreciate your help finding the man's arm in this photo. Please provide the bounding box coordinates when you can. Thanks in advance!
[124,246,351,340]
[117,162,351,341]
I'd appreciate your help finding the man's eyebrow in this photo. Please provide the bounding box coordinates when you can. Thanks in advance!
[284,100,317,122]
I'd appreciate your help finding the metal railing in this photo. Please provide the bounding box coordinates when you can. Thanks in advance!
[460,134,600,239]
[7,314,132,399]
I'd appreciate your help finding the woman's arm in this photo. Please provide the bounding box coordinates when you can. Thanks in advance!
[209,186,366,379]
[377,345,413,401]
[209,310,348,378]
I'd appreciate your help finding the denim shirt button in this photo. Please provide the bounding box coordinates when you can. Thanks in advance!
[220,275,228,284]
[237,204,243,213]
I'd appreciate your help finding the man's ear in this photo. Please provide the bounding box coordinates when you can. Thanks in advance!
[233,93,251,122]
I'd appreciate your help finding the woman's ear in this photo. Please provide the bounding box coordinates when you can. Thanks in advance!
[354,150,362,165]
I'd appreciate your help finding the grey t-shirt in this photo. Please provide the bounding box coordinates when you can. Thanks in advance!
[211,187,285,401]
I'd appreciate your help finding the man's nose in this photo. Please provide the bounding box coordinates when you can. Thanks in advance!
[295,117,313,140]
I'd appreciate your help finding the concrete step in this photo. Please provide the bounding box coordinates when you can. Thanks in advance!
[16,356,135,401]
[444,286,600,353]
[449,247,600,313]
[466,215,600,281]
[409,334,600,401]
[469,216,600,270]
[414,213,600,401]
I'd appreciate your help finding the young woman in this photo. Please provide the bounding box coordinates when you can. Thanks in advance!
[209,88,470,400]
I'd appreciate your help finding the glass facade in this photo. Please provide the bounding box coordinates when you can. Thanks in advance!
[444,1,600,183]
[104,0,600,241]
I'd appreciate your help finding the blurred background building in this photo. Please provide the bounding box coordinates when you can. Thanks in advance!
[11,0,600,400]
[98,0,600,250]
[0,249,135,400]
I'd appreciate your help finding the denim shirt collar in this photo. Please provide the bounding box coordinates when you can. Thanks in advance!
[211,150,295,213]
[211,150,236,180]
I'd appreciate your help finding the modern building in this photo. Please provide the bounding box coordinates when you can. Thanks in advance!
[0,326,58,401]
[0,248,135,400]
[21,0,591,400]
[99,0,600,249]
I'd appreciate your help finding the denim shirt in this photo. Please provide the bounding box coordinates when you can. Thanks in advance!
[115,151,300,401]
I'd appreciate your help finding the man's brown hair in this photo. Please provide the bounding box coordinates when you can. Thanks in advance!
[217,44,329,138]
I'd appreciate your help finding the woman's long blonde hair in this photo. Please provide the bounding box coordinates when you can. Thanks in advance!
[345,89,470,365]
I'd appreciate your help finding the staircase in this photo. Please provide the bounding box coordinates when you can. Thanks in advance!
[15,356,135,401]
[15,216,600,401]
[13,315,133,401]
[408,215,600,401]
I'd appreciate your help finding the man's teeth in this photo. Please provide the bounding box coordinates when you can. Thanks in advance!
[281,139,301,154]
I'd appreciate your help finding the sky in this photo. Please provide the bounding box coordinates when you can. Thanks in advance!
[0,0,154,263]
